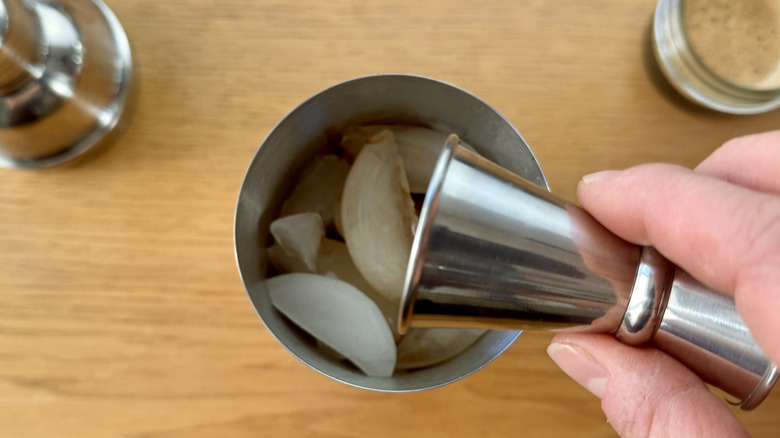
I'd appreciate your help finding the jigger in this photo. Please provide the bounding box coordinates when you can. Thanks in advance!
[0,0,132,168]
[400,135,777,409]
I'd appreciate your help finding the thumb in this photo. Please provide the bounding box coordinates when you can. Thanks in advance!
[548,333,748,438]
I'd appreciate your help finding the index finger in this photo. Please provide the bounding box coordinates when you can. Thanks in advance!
[577,164,780,364]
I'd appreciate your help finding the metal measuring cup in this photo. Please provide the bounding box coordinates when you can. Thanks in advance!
[400,137,777,409]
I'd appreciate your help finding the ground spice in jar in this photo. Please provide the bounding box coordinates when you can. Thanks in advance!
[683,0,780,90]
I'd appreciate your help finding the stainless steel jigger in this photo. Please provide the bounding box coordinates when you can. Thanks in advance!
[0,0,132,168]
[399,136,778,409]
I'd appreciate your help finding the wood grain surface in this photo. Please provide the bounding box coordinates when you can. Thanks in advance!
[1,1,779,437]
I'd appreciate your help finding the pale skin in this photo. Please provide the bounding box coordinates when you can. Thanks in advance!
[547,130,780,437]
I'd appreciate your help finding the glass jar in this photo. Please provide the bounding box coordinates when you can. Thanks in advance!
[653,0,780,114]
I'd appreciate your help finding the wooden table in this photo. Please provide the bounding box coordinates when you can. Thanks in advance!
[2,1,778,436]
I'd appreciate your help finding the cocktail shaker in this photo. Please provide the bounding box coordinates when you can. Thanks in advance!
[235,74,545,393]
[0,0,132,168]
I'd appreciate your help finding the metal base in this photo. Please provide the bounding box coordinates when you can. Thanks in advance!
[0,0,133,169]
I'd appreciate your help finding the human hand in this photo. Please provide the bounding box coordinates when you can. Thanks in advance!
[547,130,780,437]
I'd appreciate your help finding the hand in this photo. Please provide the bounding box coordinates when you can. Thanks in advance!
[547,130,780,437]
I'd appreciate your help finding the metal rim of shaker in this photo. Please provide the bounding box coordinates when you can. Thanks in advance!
[652,0,780,115]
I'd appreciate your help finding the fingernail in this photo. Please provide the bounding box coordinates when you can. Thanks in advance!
[547,343,607,399]
[581,170,619,185]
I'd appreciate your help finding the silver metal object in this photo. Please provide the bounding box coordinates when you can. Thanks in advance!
[400,137,777,409]
[652,0,780,114]
[235,74,547,392]
[0,0,132,168]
